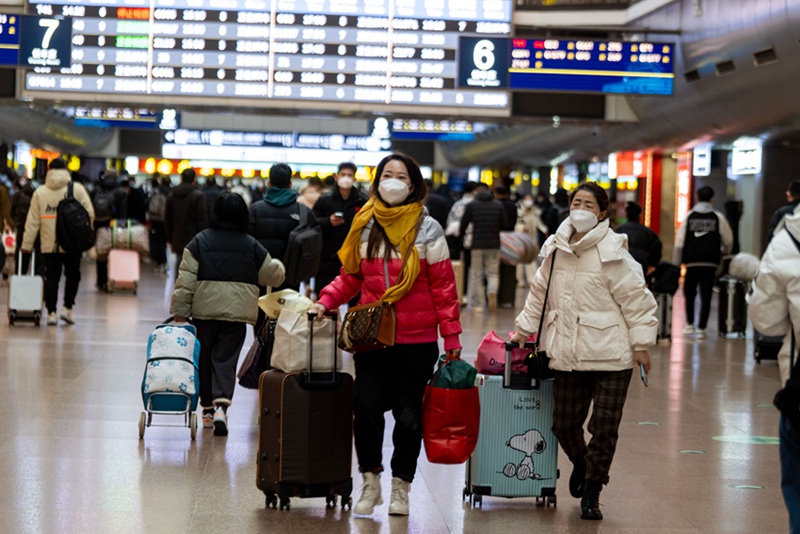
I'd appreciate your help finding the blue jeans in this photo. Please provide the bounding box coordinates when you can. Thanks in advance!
[781,416,800,534]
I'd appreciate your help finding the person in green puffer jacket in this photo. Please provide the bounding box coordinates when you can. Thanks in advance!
[171,192,285,436]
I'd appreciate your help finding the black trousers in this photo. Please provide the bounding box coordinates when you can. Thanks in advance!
[43,252,82,313]
[683,266,717,329]
[95,220,111,288]
[194,319,247,409]
[353,342,439,482]
[497,262,517,306]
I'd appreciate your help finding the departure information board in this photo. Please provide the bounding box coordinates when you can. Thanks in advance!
[23,0,512,115]
[459,37,674,95]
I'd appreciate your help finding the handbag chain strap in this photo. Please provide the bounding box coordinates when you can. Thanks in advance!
[535,249,557,348]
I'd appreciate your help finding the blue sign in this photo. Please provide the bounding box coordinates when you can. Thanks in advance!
[0,14,21,66]
[458,37,675,96]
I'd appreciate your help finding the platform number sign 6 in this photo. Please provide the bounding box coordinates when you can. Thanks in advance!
[473,40,496,71]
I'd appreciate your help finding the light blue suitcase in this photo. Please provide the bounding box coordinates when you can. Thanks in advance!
[464,342,558,507]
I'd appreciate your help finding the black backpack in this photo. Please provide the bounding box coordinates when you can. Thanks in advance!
[282,205,322,286]
[93,188,115,221]
[56,183,95,253]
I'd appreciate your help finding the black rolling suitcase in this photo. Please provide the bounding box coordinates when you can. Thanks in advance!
[753,328,782,364]
[718,277,747,338]
[655,292,672,342]
[256,312,354,511]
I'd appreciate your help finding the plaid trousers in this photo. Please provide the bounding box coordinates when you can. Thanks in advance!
[552,368,633,485]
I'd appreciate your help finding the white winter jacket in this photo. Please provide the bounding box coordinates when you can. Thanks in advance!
[748,206,800,385]
[515,218,658,372]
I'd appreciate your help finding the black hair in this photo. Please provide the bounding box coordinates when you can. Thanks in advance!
[210,191,250,233]
[463,181,480,194]
[554,188,569,206]
[787,180,800,199]
[338,162,357,174]
[569,182,610,218]
[49,158,67,170]
[269,163,293,188]
[494,185,509,197]
[697,185,714,202]
[181,168,196,183]
[625,201,642,221]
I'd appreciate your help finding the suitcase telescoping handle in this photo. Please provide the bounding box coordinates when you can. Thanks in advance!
[306,311,340,386]
[504,341,537,389]
[17,249,36,276]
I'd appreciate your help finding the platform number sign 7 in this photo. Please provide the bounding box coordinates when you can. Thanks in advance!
[18,15,71,68]
[38,18,59,48]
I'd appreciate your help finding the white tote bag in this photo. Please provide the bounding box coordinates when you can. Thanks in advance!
[271,307,341,373]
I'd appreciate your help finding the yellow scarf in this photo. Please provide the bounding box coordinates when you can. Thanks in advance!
[338,197,423,303]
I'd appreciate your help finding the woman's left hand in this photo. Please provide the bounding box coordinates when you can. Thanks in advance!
[634,350,650,375]
[447,348,462,360]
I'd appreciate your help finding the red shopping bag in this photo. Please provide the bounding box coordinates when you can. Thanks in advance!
[422,355,481,464]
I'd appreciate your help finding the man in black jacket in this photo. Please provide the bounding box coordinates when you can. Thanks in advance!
[767,180,800,244]
[312,162,366,296]
[250,163,319,330]
[494,185,519,308]
[93,169,128,292]
[164,168,208,281]
[614,202,662,277]
[459,183,508,312]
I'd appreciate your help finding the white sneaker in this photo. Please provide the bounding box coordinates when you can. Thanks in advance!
[696,329,707,340]
[213,406,228,436]
[683,325,695,335]
[353,472,383,515]
[60,308,75,325]
[47,312,58,326]
[388,477,410,516]
[202,410,214,429]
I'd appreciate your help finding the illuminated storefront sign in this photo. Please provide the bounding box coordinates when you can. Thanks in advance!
[731,137,762,175]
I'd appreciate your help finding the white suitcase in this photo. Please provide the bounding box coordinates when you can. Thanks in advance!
[8,251,44,326]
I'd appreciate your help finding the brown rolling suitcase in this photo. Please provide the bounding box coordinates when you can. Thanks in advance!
[256,312,354,511]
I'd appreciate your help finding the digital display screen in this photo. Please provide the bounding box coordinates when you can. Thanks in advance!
[459,37,674,95]
[1,13,71,67]
[23,0,512,115]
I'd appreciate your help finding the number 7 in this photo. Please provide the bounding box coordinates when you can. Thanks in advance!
[39,19,59,48]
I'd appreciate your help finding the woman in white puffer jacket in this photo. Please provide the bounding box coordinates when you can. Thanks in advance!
[511,182,657,522]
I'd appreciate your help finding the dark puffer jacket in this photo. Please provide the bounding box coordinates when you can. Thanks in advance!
[249,189,319,261]
[459,190,507,250]
[312,187,367,285]
[171,228,285,324]
[164,183,208,255]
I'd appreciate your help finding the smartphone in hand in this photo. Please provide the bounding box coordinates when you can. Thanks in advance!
[640,363,649,387]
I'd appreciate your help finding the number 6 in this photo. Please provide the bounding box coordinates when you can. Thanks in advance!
[39,19,60,49]
[473,39,495,71]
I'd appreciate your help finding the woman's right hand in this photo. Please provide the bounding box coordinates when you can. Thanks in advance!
[508,331,528,348]
[308,302,328,319]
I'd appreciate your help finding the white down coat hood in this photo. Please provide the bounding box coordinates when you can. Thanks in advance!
[515,218,658,372]
[748,207,800,385]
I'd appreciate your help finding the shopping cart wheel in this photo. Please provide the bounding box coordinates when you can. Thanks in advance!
[190,413,197,440]
[138,412,146,439]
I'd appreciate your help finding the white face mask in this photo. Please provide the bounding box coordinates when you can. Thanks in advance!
[522,199,534,208]
[378,178,411,206]
[337,176,354,190]
[569,209,599,233]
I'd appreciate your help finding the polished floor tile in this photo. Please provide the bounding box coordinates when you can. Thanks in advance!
[0,264,789,533]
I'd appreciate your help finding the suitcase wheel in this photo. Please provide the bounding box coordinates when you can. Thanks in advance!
[279,496,291,511]
[341,495,352,511]
[325,495,337,509]
[190,413,197,440]
[264,492,278,509]
[8,310,15,326]
[33,312,40,327]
